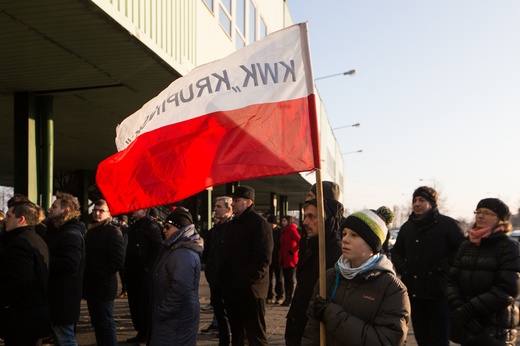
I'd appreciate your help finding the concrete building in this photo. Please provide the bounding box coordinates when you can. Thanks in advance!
[0,0,346,228]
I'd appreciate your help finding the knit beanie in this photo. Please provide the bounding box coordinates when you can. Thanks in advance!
[165,207,193,229]
[310,181,341,201]
[267,215,278,224]
[413,186,438,208]
[476,198,510,221]
[341,209,389,253]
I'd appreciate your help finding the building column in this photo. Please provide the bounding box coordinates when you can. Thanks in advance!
[279,195,288,217]
[269,192,278,217]
[225,182,239,195]
[38,96,54,211]
[199,188,212,235]
[13,93,38,202]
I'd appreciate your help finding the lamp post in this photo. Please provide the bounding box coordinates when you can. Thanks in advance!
[332,123,360,130]
[419,178,437,189]
[314,69,356,81]
[342,150,363,156]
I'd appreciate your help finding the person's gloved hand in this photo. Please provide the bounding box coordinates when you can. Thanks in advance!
[313,295,330,322]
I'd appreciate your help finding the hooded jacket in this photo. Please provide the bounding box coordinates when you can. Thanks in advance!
[148,224,204,346]
[302,256,410,346]
[285,198,343,346]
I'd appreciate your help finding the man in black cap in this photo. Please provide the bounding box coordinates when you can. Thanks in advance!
[220,185,273,346]
[391,186,465,346]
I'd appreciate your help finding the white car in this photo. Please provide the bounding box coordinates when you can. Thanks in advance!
[509,230,520,242]
[387,229,399,249]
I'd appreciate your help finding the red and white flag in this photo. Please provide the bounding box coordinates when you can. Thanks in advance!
[96,23,320,215]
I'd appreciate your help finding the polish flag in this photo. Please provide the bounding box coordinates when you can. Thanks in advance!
[96,23,320,215]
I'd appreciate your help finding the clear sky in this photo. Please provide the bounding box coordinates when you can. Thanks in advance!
[287,1,520,222]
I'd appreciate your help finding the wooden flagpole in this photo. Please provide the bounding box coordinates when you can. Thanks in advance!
[314,169,327,346]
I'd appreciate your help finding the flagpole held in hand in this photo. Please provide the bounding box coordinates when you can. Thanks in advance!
[314,169,327,346]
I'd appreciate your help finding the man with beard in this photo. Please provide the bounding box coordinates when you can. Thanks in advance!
[83,199,125,346]
[391,186,465,346]
[125,208,162,343]
[46,192,86,346]
[284,197,343,346]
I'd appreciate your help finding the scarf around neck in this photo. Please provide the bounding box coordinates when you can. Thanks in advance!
[469,225,505,246]
[336,253,382,280]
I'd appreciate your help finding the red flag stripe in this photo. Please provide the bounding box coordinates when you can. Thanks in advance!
[96,97,314,215]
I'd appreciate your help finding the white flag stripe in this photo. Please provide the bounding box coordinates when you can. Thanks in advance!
[115,24,309,151]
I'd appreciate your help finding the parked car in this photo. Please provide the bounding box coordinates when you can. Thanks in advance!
[509,230,520,242]
[387,228,400,250]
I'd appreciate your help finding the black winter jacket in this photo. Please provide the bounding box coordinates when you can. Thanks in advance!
[203,217,232,287]
[83,219,125,301]
[125,216,162,272]
[0,226,50,341]
[447,231,520,345]
[285,231,342,346]
[46,218,86,325]
[391,209,464,300]
[220,206,273,300]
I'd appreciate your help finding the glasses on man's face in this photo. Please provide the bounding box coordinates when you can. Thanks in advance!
[164,223,171,229]
[474,210,497,217]
[93,209,107,214]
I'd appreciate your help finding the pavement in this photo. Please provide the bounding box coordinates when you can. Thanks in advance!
[72,275,426,346]
[0,274,461,345]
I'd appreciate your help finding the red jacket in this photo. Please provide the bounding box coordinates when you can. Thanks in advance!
[279,224,301,268]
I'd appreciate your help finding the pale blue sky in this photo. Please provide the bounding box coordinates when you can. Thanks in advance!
[287,1,520,221]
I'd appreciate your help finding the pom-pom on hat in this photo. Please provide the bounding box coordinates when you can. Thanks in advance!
[165,207,193,229]
[230,185,255,201]
[476,198,510,221]
[341,209,390,253]
[413,186,438,208]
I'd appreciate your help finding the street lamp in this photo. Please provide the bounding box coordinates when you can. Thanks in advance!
[332,123,360,130]
[419,178,437,189]
[314,69,356,81]
[342,150,363,156]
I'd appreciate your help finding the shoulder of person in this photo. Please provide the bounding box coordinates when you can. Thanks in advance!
[436,214,463,230]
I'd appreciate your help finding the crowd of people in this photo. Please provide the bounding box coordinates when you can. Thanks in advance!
[0,183,519,346]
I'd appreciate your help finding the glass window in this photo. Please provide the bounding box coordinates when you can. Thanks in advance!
[236,0,245,35]
[204,0,213,12]
[219,2,232,36]
[260,17,267,39]
[235,30,245,49]
[248,0,256,43]
[220,0,231,13]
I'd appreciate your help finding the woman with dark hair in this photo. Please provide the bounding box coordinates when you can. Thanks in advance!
[447,198,520,345]
[279,215,300,306]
